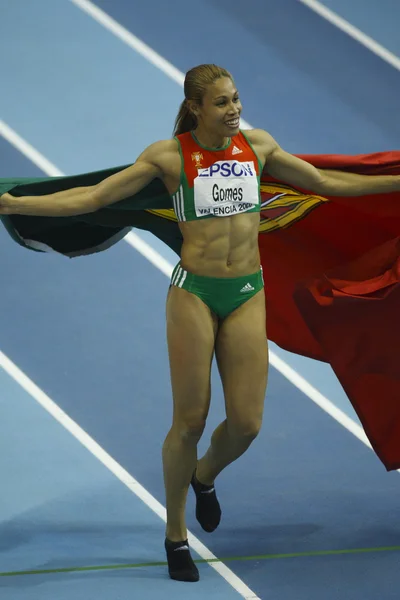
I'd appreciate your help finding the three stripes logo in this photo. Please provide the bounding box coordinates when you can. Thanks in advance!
[240,282,255,293]
[171,265,187,288]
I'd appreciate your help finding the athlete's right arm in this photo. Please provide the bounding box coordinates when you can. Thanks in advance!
[0,140,172,217]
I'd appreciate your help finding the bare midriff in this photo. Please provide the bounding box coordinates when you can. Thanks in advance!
[178,212,260,277]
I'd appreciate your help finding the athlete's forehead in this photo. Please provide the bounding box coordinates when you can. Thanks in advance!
[205,77,238,100]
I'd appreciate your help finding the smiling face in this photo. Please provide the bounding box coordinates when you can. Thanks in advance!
[189,77,242,143]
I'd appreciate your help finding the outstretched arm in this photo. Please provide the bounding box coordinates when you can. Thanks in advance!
[250,129,400,196]
[0,140,173,216]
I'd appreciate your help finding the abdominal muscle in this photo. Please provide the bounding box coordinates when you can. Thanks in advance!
[178,212,261,277]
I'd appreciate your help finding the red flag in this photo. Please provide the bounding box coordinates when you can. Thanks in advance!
[260,152,400,470]
[2,151,400,469]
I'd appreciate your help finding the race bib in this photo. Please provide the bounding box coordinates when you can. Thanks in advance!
[194,160,259,217]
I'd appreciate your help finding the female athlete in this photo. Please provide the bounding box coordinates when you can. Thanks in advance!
[1,64,400,583]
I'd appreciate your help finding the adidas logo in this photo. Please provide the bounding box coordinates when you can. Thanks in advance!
[240,283,255,293]
[232,145,242,155]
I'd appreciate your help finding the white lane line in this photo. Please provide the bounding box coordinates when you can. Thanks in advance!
[0,350,260,598]
[298,0,400,72]
[0,120,385,460]
[68,0,252,130]
[70,0,184,86]
[124,231,173,278]
[0,120,64,177]
[0,124,259,596]
[70,0,400,93]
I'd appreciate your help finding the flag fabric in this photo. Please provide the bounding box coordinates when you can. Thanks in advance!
[259,152,400,471]
[1,151,400,470]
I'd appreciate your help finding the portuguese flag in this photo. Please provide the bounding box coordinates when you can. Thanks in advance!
[1,151,400,470]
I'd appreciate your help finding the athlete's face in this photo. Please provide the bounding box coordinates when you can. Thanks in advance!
[194,77,242,137]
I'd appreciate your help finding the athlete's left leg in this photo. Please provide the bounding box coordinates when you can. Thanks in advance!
[196,288,269,486]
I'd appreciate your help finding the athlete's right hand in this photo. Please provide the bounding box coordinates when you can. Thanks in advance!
[0,193,13,215]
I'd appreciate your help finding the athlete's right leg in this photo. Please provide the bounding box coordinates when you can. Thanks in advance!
[163,284,218,544]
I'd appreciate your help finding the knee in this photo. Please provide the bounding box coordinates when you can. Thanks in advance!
[228,417,262,443]
[175,415,207,443]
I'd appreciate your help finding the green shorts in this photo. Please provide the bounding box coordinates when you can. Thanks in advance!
[170,263,264,319]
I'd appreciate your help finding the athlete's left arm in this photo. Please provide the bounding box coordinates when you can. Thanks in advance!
[249,129,400,196]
